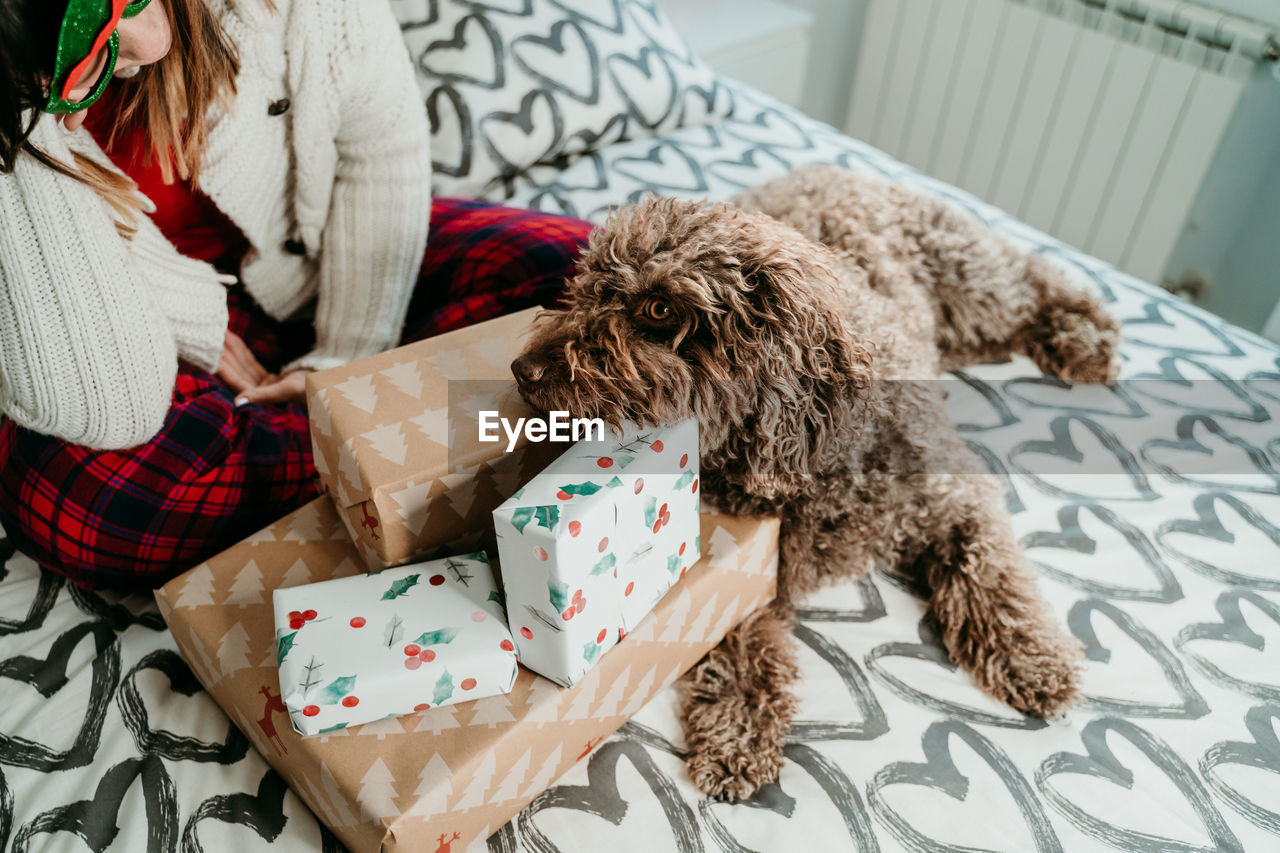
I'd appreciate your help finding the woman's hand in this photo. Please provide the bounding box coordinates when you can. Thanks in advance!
[234,369,313,407]
[217,330,269,393]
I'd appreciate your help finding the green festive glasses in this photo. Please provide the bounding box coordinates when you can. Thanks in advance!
[46,0,154,115]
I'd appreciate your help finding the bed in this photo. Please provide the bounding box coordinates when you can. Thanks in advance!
[2,1,1279,850]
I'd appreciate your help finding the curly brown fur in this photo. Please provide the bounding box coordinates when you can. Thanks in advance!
[512,165,1118,800]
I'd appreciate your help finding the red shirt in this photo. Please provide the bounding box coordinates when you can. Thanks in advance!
[84,86,248,272]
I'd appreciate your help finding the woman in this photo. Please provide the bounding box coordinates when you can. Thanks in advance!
[0,0,593,588]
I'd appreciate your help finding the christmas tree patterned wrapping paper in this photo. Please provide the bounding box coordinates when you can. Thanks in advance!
[494,419,700,686]
[306,308,565,570]
[156,495,777,853]
[273,553,517,736]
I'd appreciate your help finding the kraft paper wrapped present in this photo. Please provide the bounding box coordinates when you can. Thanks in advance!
[493,419,700,686]
[273,553,517,735]
[306,308,564,569]
[157,495,778,853]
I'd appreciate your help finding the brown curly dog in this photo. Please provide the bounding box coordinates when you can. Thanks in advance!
[511,165,1120,800]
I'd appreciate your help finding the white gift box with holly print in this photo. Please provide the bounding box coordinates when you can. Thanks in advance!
[272,552,517,736]
[492,419,700,686]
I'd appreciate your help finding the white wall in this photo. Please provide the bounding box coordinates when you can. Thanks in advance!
[780,0,867,128]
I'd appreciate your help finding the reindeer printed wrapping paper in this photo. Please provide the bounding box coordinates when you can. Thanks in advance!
[493,419,701,686]
[306,308,564,570]
[157,495,778,853]
[273,554,517,736]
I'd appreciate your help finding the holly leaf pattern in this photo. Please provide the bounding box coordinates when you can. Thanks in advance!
[667,554,681,574]
[381,573,420,600]
[488,590,504,605]
[318,722,348,734]
[534,505,560,531]
[674,470,695,489]
[412,627,460,646]
[314,674,357,705]
[276,630,298,663]
[433,669,455,706]
[549,579,570,613]
[510,506,536,534]
[584,641,601,665]
[590,553,617,576]
[643,496,658,528]
[559,482,602,497]
[606,476,624,488]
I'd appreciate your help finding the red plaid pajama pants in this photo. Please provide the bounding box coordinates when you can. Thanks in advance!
[0,198,593,589]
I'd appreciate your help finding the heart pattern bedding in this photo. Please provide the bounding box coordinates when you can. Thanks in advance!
[3,19,1280,853]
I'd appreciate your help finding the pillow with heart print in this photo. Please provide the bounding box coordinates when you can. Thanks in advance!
[393,0,733,197]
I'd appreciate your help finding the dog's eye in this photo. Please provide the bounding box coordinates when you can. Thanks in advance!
[640,298,672,323]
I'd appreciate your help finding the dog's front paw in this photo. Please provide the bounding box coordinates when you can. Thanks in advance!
[985,635,1083,720]
[1024,301,1120,385]
[687,737,785,801]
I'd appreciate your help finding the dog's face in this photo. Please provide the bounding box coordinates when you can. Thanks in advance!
[512,196,874,496]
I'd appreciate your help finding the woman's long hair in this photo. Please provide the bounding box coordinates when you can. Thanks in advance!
[1,0,242,225]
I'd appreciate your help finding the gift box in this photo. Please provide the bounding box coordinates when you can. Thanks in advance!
[493,419,700,686]
[306,308,564,569]
[157,495,778,853]
[273,553,517,735]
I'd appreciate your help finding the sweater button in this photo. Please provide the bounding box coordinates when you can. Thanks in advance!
[283,238,307,256]
[268,98,291,116]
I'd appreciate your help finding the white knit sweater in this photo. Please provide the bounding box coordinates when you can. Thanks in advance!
[0,0,432,450]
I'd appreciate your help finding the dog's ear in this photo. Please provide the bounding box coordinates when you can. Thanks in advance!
[724,227,877,498]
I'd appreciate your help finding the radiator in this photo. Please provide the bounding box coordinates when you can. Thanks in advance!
[846,0,1277,284]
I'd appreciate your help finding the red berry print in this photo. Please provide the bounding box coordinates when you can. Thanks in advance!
[429,574,445,586]
[651,440,664,453]
[349,616,366,628]
[562,609,574,622]
[520,626,533,640]
[596,628,608,644]
[680,566,688,578]
[289,618,305,630]
[625,581,635,596]
[660,503,669,517]
[341,695,359,708]
[568,520,581,537]
[679,453,688,468]
[288,611,302,622]
[652,520,661,534]
[414,703,430,712]
[303,705,320,717]
[557,490,571,500]
[598,536,609,552]
[679,542,686,556]
[619,628,628,641]
[597,457,613,468]
[404,644,421,657]
[533,545,548,561]
[692,478,699,494]
[460,678,477,691]
[472,610,487,622]
[634,478,644,494]
[500,639,515,652]
[303,609,317,621]
[404,657,422,670]
[420,649,436,662]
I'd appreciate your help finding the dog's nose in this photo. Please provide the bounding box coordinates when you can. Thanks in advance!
[512,354,548,385]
